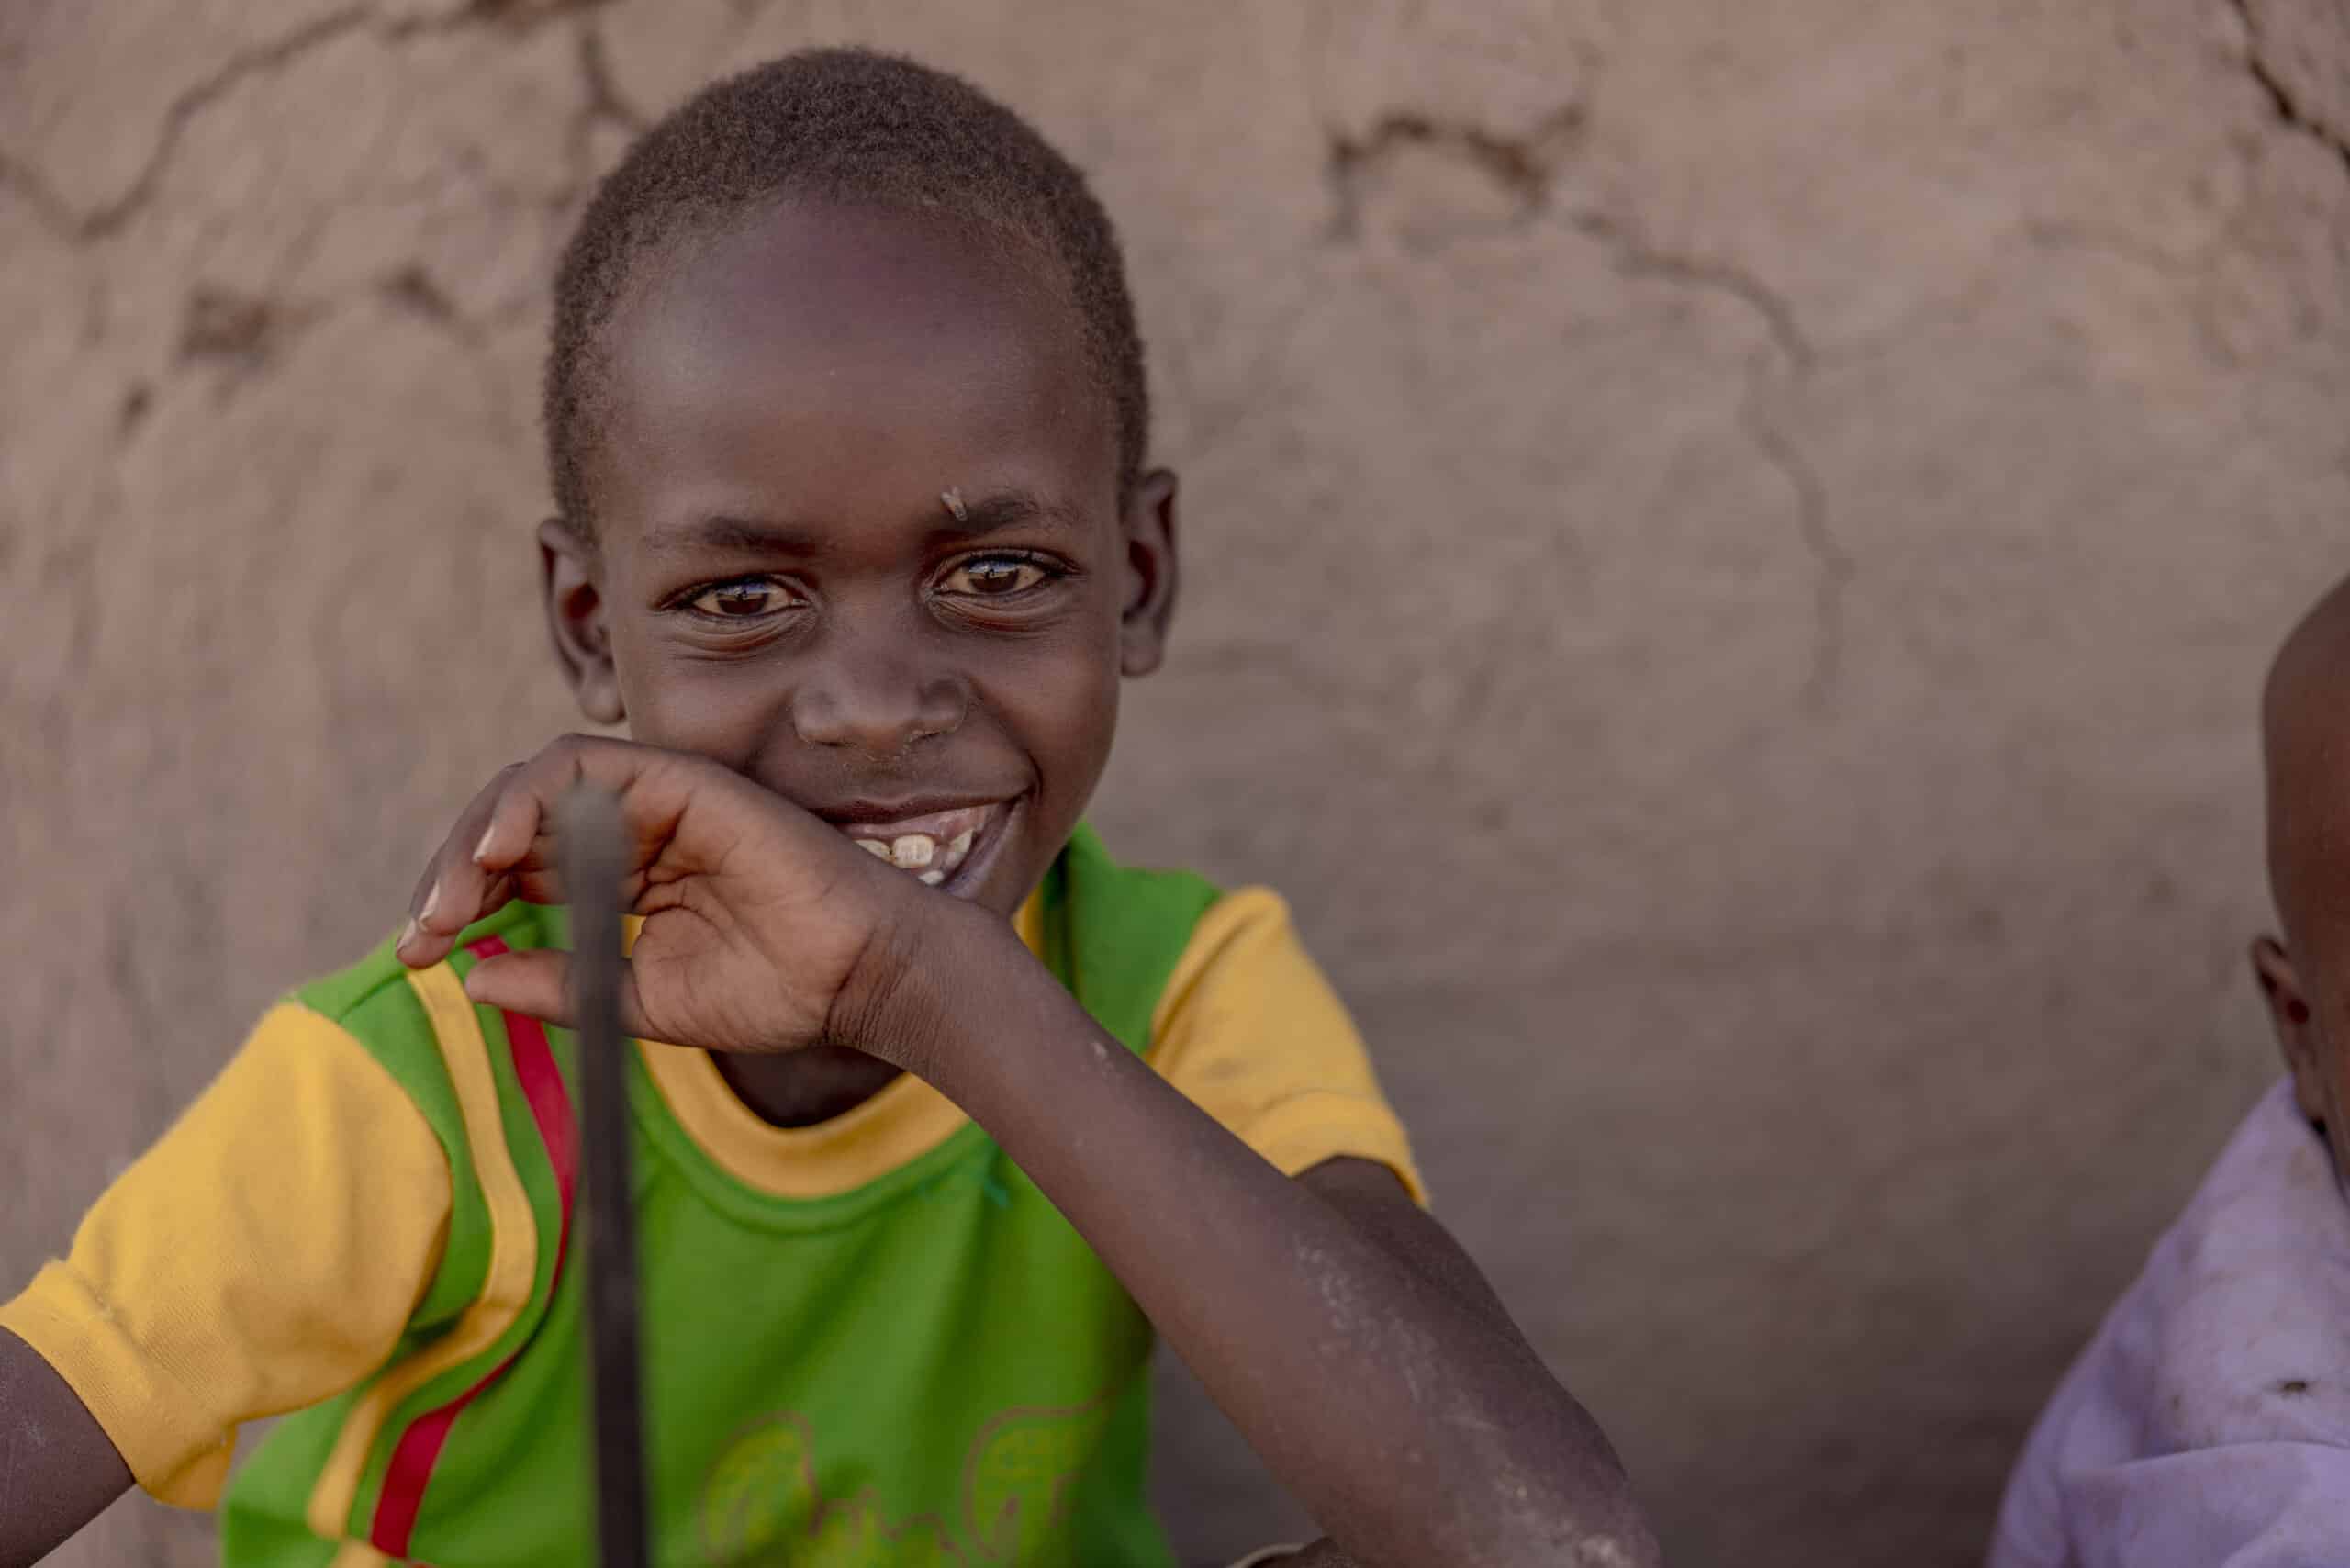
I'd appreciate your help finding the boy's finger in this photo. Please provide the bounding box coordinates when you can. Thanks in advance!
[462,948,652,1039]
[493,734,753,883]
[470,773,557,877]
[397,870,515,969]
[469,737,660,879]
[399,763,531,967]
[401,736,719,971]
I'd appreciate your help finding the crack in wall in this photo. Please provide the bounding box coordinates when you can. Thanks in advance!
[575,20,647,136]
[0,0,627,246]
[117,382,154,438]
[1741,393,1848,711]
[378,262,477,342]
[1575,213,1849,709]
[0,149,82,238]
[2020,217,2204,280]
[180,286,283,364]
[17,7,377,242]
[372,260,532,431]
[560,15,648,194]
[1317,95,1846,708]
[2018,212,2255,369]
[1581,217,1815,374]
[1324,103,1584,241]
[453,0,614,23]
[2229,0,2350,177]
[173,285,341,402]
[3,0,626,443]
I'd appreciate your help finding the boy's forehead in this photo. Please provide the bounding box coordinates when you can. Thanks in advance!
[596,198,1113,541]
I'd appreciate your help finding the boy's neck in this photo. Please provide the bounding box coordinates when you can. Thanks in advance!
[712,1045,901,1127]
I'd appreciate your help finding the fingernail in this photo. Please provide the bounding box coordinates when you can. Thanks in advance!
[419,883,441,927]
[398,917,420,954]
[471,824,498,866]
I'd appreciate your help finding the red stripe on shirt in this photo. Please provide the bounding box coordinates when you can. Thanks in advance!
[368,935,579,1557]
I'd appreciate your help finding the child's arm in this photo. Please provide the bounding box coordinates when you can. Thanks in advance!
[858,916,1657,1567]
[0,1332,131,1566]
[409,737,1661,1568]
[0,1000,455,1565]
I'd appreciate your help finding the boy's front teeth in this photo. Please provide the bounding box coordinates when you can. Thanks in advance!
[852,823,981,884]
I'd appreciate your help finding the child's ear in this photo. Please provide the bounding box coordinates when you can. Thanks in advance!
[538,518,625,726]
[1117,468,1179,678]
[2254,935,2329,1126]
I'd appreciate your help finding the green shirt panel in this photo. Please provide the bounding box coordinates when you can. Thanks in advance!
[223,825,1217,1567]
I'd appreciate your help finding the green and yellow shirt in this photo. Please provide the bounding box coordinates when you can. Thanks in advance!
[3,826,1421,1566]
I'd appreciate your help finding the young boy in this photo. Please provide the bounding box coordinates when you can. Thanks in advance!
[1988,575,2350,1568]
[0,50,1657,1568]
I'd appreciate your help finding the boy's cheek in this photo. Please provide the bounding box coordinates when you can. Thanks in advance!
[1007,667,1120,789]
[609,666,769,773]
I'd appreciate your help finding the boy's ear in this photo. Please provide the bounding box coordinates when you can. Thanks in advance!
[538,518,625,726]
[1118,467,1179,678]
[2254,935,2329,1126]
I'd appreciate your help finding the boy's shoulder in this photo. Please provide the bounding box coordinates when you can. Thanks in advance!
[2134,1081,2350,1450]
[1042,824,1227,1049]
[294,901,553,1026]
[279,901,556,1130]
[1057,823,1223,938]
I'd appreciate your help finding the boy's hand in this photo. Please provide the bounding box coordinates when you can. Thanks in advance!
[396,735,937,1058]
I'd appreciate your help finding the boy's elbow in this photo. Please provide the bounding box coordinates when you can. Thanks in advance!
[1341,1499,1662,1568]
[1435,1413,1663,1568]
[1481,1479,1664,1568]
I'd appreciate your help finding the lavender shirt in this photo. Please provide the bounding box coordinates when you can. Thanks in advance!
[1990,1081,2350,1568]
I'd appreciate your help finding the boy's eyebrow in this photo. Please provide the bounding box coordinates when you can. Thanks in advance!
[934,487,1091,537]
[645,491,1090,558]
[643,515,822,558]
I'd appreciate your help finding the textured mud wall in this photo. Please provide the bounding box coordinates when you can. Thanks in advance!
[4,2,2347,1563]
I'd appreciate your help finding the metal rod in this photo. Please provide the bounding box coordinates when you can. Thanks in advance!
[558,785,650,1568]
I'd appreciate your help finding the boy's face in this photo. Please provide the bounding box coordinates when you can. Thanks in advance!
[542,198,1175,921]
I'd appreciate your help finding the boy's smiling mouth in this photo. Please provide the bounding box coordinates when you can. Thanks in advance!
[824,798,1016,892]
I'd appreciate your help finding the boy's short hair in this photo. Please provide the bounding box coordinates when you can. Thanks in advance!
[544,47,1148,537]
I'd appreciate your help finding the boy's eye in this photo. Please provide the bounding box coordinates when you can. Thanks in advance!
[688,578,795,618]
[940,555,1052,598]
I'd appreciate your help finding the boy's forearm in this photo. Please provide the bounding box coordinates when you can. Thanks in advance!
[871,913,1657,1568]
[0,1328,131,1567]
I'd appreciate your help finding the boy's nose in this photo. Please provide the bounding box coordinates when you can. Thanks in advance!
[789,622,968,756]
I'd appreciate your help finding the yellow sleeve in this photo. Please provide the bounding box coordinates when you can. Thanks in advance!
[1148,888,1427,1205]
[0,1002,450,1509]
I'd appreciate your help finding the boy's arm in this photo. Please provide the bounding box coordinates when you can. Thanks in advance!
[876,903,1659,1568]
[424,739,1658,1566]
[1270,1159,1622,1568]
[0,1002,453,1562]
[0,1331,130,1567]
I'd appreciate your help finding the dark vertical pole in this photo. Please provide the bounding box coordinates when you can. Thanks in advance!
[558,785,650,1568]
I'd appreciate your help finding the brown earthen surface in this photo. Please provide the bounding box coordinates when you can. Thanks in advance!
[5,3,2347,1562]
